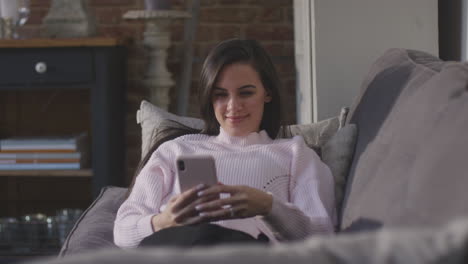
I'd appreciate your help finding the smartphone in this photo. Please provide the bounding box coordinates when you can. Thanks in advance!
[176,155,218,192]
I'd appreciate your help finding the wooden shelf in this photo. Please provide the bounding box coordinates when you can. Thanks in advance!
[0,37,129,48]
[0,169,92,177]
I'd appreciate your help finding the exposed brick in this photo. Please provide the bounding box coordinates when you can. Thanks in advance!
[167,61,182,77]
[169,22,185,42]
[94,7,124,24]
[263,43,284,57]
[127,60,147,81]
[26,9,48,25]
[250,0,292,7]
[275,60,296,77]
[190,61,204,80]
[217,25,242,40]
[196,25,217,41]
[127,44,149,58]
[199,0,218,7]
[263,43,295,58]
[97,24,144,40]
[194,43,217,60]
[284,79,297,94]
[170,0,190,8]
[257,7,283,22]
[89,0,136,7]
[31,0,50,8]
[218,0,250,5]
[200,7,257,23]
[245,24,293,41]
[167,42,184,63]
[285,6,293,23]
[16,26,42,38]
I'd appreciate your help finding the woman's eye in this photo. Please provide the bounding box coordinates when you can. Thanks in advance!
[240,91,254,97]
[213,93,227,98]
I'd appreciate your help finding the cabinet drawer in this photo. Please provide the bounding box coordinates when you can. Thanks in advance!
[0,48,94,86]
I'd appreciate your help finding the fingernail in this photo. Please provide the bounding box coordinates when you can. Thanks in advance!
[195,205,202,211]
[199,212,208,217]
[197,191,204,196]
[195,184,205,191]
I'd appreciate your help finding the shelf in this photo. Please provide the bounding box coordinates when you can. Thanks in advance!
[0,37,129,48]
[0,169,92,177]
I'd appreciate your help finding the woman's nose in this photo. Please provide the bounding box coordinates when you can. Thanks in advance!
[227,96,242,112]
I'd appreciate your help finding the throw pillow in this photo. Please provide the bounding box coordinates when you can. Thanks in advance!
[321,124,357,216]
[279,116,340,155]
[137,100,204,158]
[59,186,127,257]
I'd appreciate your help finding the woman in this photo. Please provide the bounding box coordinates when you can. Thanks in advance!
[114,39,335,248]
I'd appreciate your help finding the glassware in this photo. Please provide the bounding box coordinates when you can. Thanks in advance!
[14,0,30,38]
[0,0,30,38]
[17,0,29,25]
[55,208,83,245]
[0,217,19,249]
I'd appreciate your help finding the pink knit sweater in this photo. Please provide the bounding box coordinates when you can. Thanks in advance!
[114,128,335,248]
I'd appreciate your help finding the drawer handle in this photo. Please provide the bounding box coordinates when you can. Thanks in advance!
[35,62,47,74]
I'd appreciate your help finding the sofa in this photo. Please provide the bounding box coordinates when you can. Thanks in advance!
[29,48,468,263]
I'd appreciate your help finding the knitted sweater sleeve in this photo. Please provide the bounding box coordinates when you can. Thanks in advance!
[262,137,336,241]
[113,152,174,248]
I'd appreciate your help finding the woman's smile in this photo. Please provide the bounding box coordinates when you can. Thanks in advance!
[226,114,249,124]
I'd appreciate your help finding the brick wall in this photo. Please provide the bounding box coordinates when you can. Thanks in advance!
[23,0,296,183]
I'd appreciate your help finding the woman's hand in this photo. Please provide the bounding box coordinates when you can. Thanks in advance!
[194,184,273,221]
[151,184,218,232]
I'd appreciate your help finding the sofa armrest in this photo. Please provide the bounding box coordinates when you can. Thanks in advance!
[46,217,468,264]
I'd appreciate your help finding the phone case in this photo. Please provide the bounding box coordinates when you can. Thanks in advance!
[176,155,218,192]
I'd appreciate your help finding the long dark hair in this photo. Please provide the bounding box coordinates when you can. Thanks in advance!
[126,39,285,197]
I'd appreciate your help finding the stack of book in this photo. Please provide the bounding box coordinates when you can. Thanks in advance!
[0,133,89,170]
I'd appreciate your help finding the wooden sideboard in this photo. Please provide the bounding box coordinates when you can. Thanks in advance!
[0,38,127,218]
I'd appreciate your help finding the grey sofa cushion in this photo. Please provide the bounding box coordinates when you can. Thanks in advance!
[321,124,357,217]
[59,186,127,257]
[35,216,468,264]
[342,48,468,231]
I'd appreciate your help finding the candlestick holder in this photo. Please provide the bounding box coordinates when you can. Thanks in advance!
[123,10,191,110]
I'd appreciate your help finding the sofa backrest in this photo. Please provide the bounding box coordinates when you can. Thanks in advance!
[341,49,468,232]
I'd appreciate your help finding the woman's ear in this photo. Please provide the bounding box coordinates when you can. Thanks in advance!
[265,94,272,103]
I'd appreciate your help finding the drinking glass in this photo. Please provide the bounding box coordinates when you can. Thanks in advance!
[14,0,30,38]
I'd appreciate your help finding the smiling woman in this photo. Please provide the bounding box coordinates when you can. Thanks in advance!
[114,39,336,249]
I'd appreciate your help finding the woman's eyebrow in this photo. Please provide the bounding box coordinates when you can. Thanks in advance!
[213,85,256,91]
[239,85,256,90]
[213,87,226,92]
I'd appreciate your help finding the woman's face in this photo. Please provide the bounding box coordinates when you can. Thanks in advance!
[212,63,271,137]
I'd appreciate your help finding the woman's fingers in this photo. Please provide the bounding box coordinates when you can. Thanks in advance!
[199,205,246,222]
[195,193,245,212]
[171,184,207,212]
[197,184,239,197]
[173,193,219,223]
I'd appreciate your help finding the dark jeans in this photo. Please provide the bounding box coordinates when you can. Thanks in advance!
[139,223,269,247]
